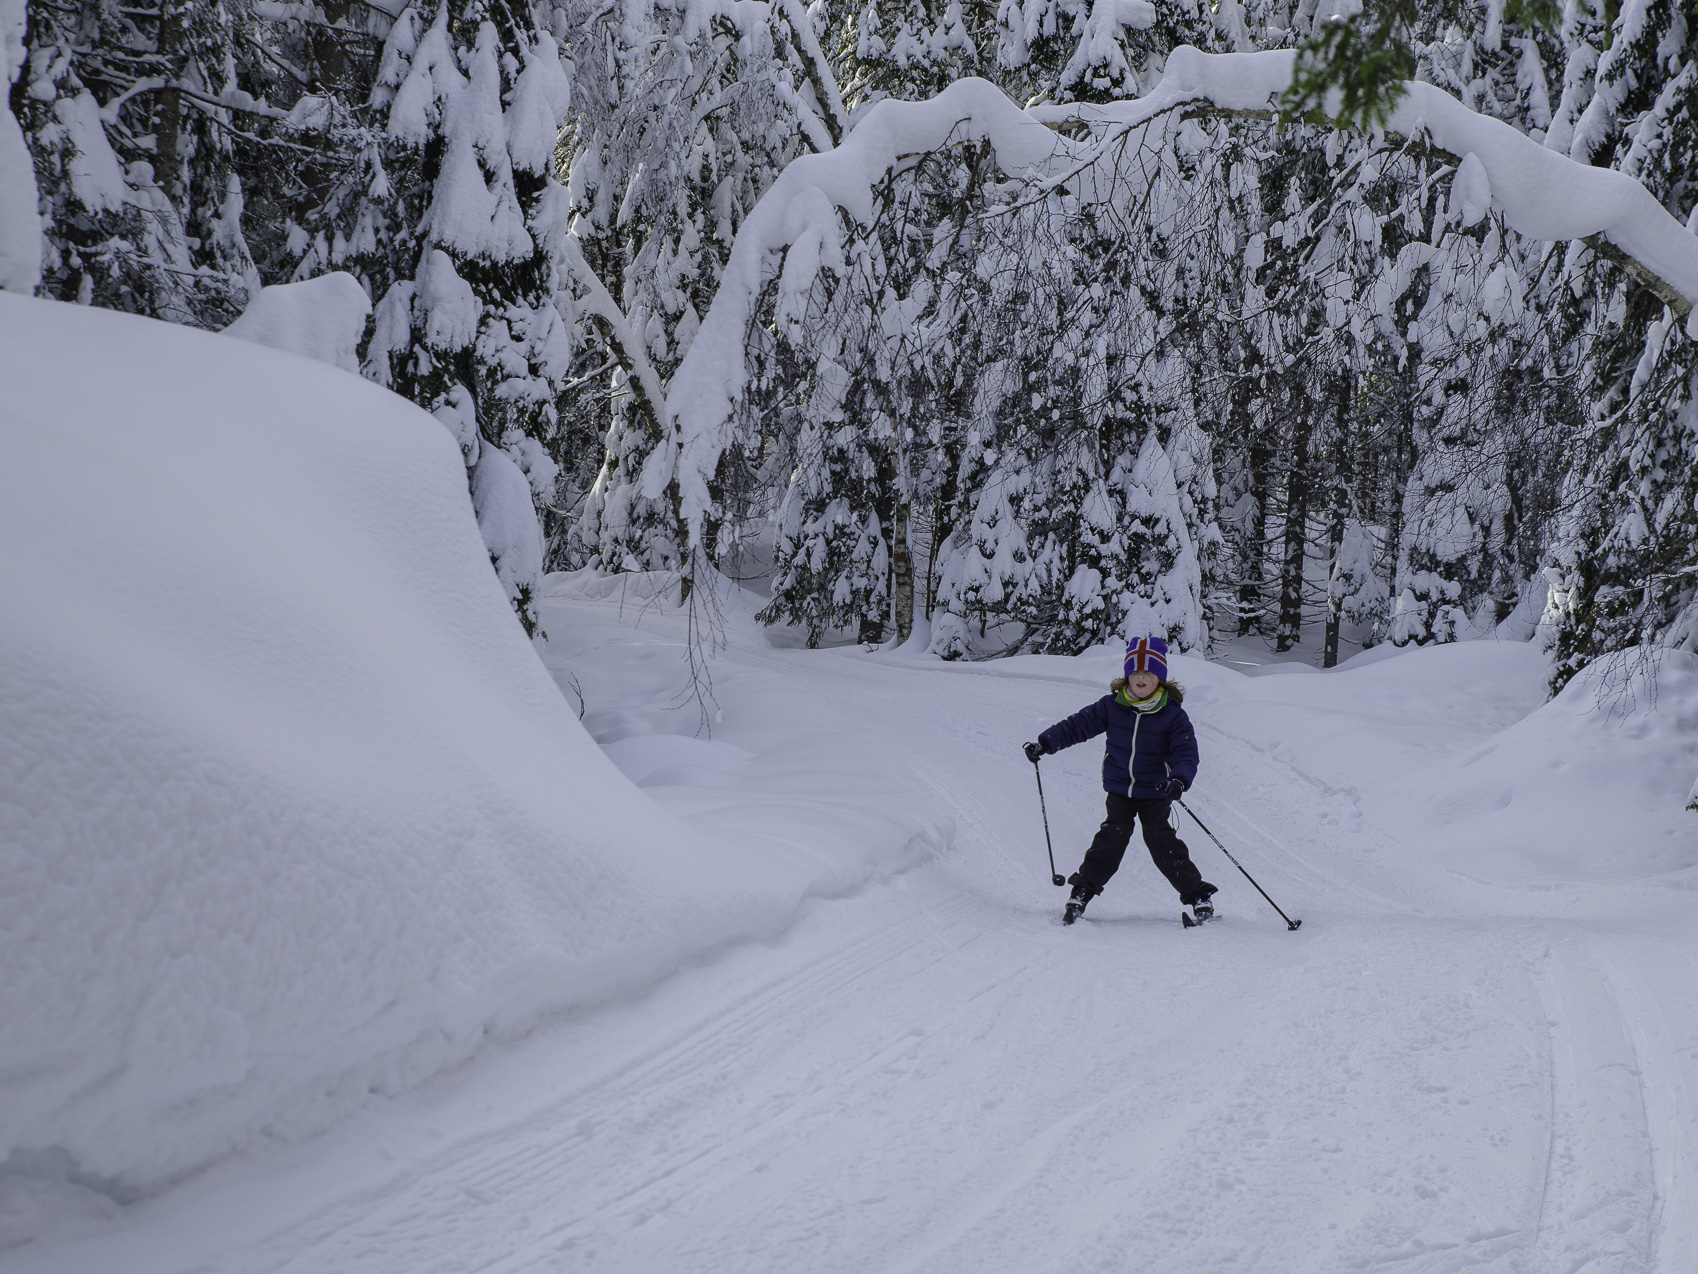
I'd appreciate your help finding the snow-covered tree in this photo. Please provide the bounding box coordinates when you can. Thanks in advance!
[361,3,573,637]
[1540,0,1698,688]
[835,0,989,108]
[759,295,902,646]
[15,0,258,325]
[1,0,38,295]
[564,0,839,583]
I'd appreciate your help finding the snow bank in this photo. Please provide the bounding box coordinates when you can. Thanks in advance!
[222,272,372,372]
[538,568,949,892]
[1171,639,1696,886]
[1175,641,1553,801]
[0,294,899,1212]
[1408,650,1698,882]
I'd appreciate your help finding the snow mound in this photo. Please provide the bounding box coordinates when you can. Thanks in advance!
[537,567,950,890]
[1177,639,1555,804]
[1178,638,1696,887]
[1406,650,1698,882]
[0,295,868,1213]
[222,272,371,371]
[602,734,756,788]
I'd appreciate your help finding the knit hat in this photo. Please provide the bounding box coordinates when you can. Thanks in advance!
[1124,636,1168,682]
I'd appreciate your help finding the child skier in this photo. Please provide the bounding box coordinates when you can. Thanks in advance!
[1023,636,1217,926]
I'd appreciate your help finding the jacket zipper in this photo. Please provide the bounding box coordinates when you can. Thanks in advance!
[1127,709,1142,797]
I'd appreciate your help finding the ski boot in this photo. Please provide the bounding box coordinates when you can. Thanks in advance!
[1182,891,1216,927]
[1062,877,1096,926]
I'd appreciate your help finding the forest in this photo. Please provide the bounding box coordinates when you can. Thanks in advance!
[4,0,1695,688]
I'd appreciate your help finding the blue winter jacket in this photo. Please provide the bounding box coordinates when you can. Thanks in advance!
[1038,693,1200,799]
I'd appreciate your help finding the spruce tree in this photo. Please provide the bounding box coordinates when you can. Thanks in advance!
[361,2,574,638]
[1543,0,1698,689]
[1,0,39,295]
[564,0,830,580]
[16,0,257,325]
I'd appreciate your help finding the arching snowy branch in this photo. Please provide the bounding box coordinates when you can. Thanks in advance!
[1033,48,1698,319]
[663,77,1077,548]
[563,234,667,457]
[659,46,1698,564]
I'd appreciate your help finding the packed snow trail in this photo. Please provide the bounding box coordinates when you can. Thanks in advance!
[9,586,1693,1274]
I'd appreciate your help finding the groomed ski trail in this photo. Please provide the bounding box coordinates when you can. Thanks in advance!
[10,628,1689,1274]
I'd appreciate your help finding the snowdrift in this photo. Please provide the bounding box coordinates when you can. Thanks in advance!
[0,295,882,1207]
[1171,640,1698,886]
[1408,649,1698,882]
[536,568,948,889]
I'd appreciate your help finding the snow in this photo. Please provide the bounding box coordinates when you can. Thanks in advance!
[468,440,546,616]
[503,33,572,175]
[222,272,372,373]
[383,1,457,145]
[425,23,532,261]
[1410,649,1698,882]
[10,574,1697,1273]
[7,75,1698,1253]
[1448,151,1491,228]
[414,247,480,348]
[0,294,937,1216]
[53,90,132,217]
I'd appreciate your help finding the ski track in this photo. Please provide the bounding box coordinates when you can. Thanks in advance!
[10,630,1689,1274]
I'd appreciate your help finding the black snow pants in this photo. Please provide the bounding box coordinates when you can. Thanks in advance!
[1073,792,1216,906]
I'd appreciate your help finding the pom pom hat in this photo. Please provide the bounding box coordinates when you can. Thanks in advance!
[1124,636,1168,682]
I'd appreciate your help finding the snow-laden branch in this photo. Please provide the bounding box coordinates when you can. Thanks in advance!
[1032,48,1698,320]
[776,0,851,148]
[563,233,668,458]
[663,77,1077,547]
[657,46,1698,563]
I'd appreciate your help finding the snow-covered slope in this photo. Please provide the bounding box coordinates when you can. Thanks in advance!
[0,294,925,1209]
[1407,649,1698,882]
[14,590,1697,1274]
[1168,640,1698,887]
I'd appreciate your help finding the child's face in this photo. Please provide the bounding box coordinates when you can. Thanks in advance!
[1127,670,1160,699]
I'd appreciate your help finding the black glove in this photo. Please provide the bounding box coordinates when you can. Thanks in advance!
[1023,740,1045,764]
[1158,777,1187,800]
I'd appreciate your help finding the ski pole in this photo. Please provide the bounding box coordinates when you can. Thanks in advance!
[1176,797,1302,931]
[1031,758,1066,887]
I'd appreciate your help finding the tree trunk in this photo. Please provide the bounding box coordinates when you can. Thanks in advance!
[154,0,183,195]
[1322,509,1344,668]
[892,497,913,643]
[1323,376,1352,668]
[1275,415,1311,653]
[1235,375,1270,636]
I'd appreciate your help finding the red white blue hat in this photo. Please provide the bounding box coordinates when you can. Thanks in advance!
[1124,636,1168,682]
